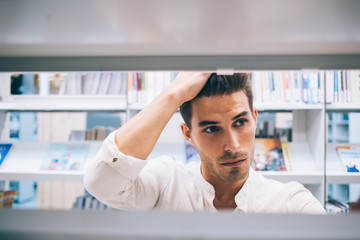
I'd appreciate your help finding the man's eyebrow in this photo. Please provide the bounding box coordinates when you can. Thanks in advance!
[198,120,220,127]
[232,111,248,120]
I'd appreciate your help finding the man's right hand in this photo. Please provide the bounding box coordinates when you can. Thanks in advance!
[164,72,212,104]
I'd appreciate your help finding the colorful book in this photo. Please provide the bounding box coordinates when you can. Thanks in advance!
[253,138,288,171]
[281,141,294,171]
[336,146,360,173]
[0,144,12,166]
[40,143,90,171]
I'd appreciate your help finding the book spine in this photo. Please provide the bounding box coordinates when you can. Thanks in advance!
[346,70,351,103]
[325,71,334,103]
[302,73,309,103]
[334,71,338,103]
[281,141,293,171]
[283,72,291,103]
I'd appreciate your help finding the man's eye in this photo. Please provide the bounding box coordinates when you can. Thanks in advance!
[203,126,219,133]
[234,119,248,127]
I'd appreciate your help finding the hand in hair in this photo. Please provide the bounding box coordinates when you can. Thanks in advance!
[164,72,212,104]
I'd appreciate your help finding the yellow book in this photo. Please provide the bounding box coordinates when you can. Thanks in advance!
[281,141,294,171]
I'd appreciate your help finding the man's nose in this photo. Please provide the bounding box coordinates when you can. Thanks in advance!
[223,130,240,152]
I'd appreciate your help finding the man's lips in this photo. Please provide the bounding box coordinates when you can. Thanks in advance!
[220,159,245,167]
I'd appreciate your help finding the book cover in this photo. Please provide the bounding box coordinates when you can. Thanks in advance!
[0,144,12,166]
[253,138,287,171]
[336,146,360,173]
[40,143,90,171]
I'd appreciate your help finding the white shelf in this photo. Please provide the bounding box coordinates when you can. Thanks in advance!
[0,95,127,112]
[260,171,323,184]
[128,102,148,111]
[254,103,323,111]
[129,102,324,112]
[326,143,360,184]
[326,103,360,111]
[0,141,103,181]
[0,141,322,184]
[1,0,359,58]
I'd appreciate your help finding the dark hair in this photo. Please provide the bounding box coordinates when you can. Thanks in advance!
[179,73,253,129]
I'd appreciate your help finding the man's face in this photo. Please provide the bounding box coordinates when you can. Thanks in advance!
[181,91,257,184]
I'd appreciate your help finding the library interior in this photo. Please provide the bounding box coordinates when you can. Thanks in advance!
[1,0,360,239]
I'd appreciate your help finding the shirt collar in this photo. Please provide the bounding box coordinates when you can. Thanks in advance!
[194,162,256,212]
[234,167,256,213]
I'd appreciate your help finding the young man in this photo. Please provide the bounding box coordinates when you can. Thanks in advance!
[84,72,325,213]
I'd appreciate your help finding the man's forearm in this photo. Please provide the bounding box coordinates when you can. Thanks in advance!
[114,72,211,160]
[114,88,183,160]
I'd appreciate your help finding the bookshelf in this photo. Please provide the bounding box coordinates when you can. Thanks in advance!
[0,70,331,204]
[1,70,359,206]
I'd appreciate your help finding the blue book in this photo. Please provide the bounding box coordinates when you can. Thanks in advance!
[302,73,309,103]
[0,144,12,166]
[334,71,338,102]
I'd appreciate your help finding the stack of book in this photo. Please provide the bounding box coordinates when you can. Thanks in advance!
[326,199,349,214]
[127,72,177,104]
[57,71,178,104]
[73,193,112,211]
[58,72,128,95]
[251,71,323,105]
[69,127,116,141]
[325,70,360,104]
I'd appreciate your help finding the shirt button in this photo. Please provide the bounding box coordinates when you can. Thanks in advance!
[112,157,118,162]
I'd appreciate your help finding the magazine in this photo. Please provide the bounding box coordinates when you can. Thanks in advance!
[336,146,360,173]
[253,138,291,171]
[40,143,90,171]
[0,144,12,166]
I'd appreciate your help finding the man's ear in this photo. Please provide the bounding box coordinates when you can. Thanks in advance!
[180,123,194,145]
[252,107,258,126]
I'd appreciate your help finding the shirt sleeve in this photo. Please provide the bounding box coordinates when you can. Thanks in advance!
[83,130,163,211]
[286,182,326,214]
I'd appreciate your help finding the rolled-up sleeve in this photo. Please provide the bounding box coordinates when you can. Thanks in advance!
[83,131,160,210]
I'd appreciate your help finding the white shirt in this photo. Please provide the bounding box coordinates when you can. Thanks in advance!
[84,131,325,214]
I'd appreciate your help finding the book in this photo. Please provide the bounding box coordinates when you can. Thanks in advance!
[253,138,289,171]
[336,146,360,173]
[281,141,294,171]
[301,73,310,103]
[0,190,17,208]
[325,71,334,103]
[0,144,12,166]
[40,143,90,171]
